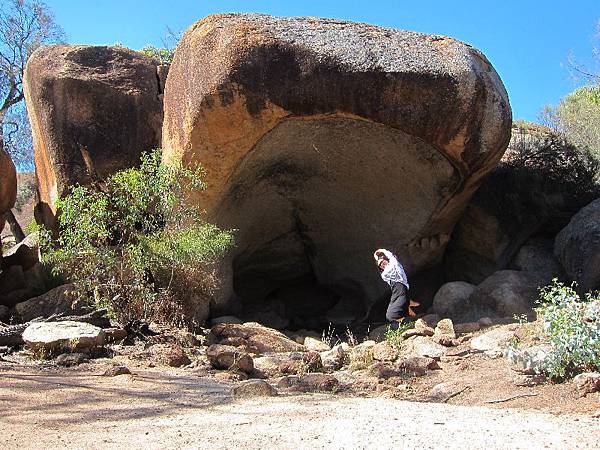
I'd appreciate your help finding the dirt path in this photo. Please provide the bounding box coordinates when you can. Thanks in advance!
[1,366,598,449]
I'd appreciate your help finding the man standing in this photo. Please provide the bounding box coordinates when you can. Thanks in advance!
[374,248,417,327]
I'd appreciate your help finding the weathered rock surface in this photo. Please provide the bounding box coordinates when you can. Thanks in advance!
[15,283,84,322]
[0,149,16,235]
[372,341,398,362]
[320,344,347,372]
[510,238,563,283]
[554,199,600,293]
[446,124,600,284]
[470,326,515,355]
[398,356,441,376]
[162,13,511,321]
[22,321,105,353]
[403,336,448,359]
[208,322,303,354]
[206,344,254,373]
[233,380,278,398]
[23,45,164,229]
[304,336,330,352]
[2,232,40,271]
[573,372,600,397]
[431,282,476,322]
[467,270,544,318]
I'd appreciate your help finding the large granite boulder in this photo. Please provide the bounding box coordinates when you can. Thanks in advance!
[0,149,17,248]
[554,199,600,293]
[446,124,600,284]
[162,14,512,320]
[23,45,165,229]
[467,270,545,319]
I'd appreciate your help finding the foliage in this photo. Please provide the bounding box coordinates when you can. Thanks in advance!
[139,27,180,64]
[14,174,35,211]
[535,280,600,380]
[0,0,64,160]
[541,85,600,167]
[40,149,234,328]
[385,320,414,351]
[140,45,175,64]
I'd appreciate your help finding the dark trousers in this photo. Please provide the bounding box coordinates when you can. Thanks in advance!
[386,281,408,323]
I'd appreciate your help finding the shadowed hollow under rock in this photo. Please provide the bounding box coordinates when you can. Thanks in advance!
[162,14,512,326]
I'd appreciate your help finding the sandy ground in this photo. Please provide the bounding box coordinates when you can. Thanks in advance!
[1,365,598,450]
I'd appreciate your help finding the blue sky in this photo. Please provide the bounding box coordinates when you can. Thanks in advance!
[45,0,599,122]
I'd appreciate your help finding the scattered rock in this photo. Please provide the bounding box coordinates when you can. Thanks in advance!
[431,282,476,322]
[427,382,468,402]
[320,344,347,372]
[232,380,278,398]
[297,373,340,392]
[208,323,303,354]
[433,318,456,346]
[104,327,128,343]
[397,356,440,376]
[370,362,404,379]
[22,321,105,354]
[402,327,434,339]
[404,336,448,359]
[470,326,515,356]
[252,356,282,378]
[206,344,254,373]
[416,314,440,330]
[161,344,191,367]
[55,352,88,367]
[15,284,85,322]
[103,365,132,377]
[348,341,376,370]
[573,372,600,397]
[372,341,398,362]
[304,336,330,352]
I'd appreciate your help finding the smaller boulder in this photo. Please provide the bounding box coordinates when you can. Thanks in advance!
[55,352,88,367]
[470,326,515,356]
[103,365,132,377]
[232,380,278,398]
[372,341,398,362]
[161,344,191,367]
[431,282,476,322]
[403,336,447,359]
[253,356,283,378]
[398,356,440,376]
[23,321,105,354]
[468,270,544,318]
[573,372,600,397]
[297,373,340,392]
[2,232,40,271]
[454,322,481,334]
[320,344,347,372]
[15,284,84,322]
[434,319,456,340]
[304,336,330,352]
[206,344,254,373]
[510,238,562,283]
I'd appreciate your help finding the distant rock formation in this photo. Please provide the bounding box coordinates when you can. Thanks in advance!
[162,14,512,323]
[23,45,166,229]
[0,149,16,234]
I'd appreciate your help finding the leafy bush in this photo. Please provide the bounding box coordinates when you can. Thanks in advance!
[140,45,174,64]
[541,84,600,171]
[15,177,35,211]
[40,149,234,329]
[535,280,600,380]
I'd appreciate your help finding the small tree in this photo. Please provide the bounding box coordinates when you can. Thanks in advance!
[140,27,180,64]
[40,150,234,329]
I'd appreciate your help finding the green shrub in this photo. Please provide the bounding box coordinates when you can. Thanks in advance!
[535,280,600,380]
[15,177,35,212]
[385,320,414,351]
[39,149,234,329]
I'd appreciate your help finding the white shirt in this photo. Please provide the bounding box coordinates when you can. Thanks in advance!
[375,248,409,289]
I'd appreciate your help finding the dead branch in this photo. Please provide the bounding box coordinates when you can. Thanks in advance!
[485,393,538,404]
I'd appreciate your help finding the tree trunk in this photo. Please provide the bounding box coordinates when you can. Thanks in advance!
[4,209,25,243]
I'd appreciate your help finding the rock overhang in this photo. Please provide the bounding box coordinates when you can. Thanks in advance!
[162,13,512,324]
